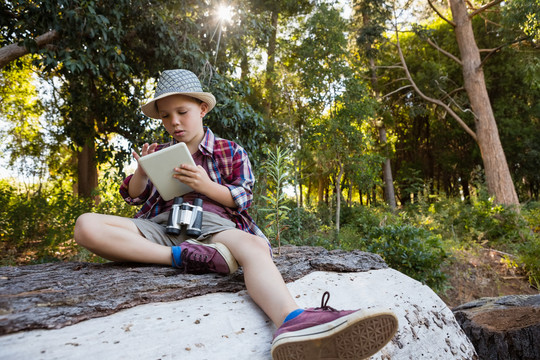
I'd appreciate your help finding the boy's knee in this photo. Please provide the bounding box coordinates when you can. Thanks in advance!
[247,233,272,255]
[74,213,99,245]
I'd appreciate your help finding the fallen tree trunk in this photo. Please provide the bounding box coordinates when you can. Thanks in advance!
[0,246,386,335]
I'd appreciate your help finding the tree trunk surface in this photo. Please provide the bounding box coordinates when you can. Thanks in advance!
[0,246,387,335]
[77,141,98,198]
[379,126,397,209]
[453,295,540,360]
[449,0,519,206]
[335,162,344,233]
[264,10,279,116]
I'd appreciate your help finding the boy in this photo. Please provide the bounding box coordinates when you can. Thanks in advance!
[74,69,398,359]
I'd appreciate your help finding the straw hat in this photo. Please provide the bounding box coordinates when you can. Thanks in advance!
[142,69,216,119]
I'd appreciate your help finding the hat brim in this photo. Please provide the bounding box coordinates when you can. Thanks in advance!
[141,92,216,119]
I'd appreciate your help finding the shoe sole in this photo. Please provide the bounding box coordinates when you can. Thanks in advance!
[185,239,239,274]
[271,310,398,360]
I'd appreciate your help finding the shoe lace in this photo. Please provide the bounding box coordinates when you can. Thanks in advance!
[315,291,338,312]
[180,248,210,274]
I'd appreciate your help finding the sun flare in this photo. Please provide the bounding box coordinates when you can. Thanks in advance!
[217,4,233,22]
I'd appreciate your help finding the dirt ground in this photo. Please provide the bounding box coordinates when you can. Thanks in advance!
[438,247,539,309]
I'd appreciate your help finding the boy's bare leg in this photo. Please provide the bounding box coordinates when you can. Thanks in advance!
[74,213,171,265]
[75,214,297,326]
[211,229,299,327]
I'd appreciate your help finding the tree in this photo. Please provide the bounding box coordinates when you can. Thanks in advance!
[390,0,539,205]
[1,0,271,198]
[284,2,353,210]
[1,0,187,197]
[353,0,397,210]
[0,57,47,187]
[249,0,312,117]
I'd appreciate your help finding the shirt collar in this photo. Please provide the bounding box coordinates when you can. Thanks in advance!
[171,126,214,155]
[198,126,215,156]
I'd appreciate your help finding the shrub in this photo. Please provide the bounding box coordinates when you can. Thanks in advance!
[0,177,135,265]
[518,234,540,289]
[340,223,448,291]
[281,205,337,248]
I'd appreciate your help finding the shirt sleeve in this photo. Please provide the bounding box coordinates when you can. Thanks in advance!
[221,147,255,212]
[119,174,152,205]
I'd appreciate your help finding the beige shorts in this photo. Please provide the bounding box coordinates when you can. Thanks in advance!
[130,211,237,247]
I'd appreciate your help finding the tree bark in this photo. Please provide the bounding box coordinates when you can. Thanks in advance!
[318,173,325,204]
[0,246,387,335]
[448,0,519,206]
[335,161,344,234]
[264,10,279,116]
[76,141,98,199]
[0,30,59,69]
[379,125,397,209]
[363,8,397,210]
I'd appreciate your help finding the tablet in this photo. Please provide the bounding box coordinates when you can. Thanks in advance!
[137,142,196,201]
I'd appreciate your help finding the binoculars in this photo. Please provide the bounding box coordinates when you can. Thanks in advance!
[166,197,204,237]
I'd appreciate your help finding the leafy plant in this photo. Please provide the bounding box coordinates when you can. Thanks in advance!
[259,146,292,254]
[358,224,448,291]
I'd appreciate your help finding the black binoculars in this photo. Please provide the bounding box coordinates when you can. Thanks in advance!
[166,197,204,237]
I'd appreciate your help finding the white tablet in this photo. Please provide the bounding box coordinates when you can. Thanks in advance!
[137,142,196,201]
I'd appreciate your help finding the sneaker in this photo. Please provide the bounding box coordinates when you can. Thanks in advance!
[271,291,398,360]
[177,239,238,275]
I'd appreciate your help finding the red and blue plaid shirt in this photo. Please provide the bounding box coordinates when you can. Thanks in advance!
[120,127,267,241]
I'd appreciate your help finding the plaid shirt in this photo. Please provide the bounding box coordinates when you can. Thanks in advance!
[120,127,267,240]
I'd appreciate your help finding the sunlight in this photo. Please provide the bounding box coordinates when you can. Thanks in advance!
[217,4,233,23]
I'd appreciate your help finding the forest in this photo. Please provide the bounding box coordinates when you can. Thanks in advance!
[1,0,539,300]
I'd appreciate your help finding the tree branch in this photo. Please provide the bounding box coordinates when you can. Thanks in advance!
[395,29,477,141]
[427,0,455,27]
[382,85,413,99]
[469,0,504,18]
[0,30,59,69]
[441,87,466,101]
[479,36,530,68]
[425,38,462,65]
[375,65,405,70]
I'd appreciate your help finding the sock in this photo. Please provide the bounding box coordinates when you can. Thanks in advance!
[171,246,183,268]
[283,309,304,323]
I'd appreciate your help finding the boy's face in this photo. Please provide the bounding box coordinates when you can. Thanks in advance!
[156,94,208,151]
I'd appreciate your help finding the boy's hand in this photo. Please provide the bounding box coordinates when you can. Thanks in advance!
[173,164,212,194]
[132,143,158,177]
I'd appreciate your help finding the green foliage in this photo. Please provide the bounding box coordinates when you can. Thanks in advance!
[517,235,540,289]
[342,224,448,291]
[402,195,540,287]
[0,177,135,266]
[274,203,340,249]
[406,195,528,247]
[259,146,292,252]
[336,205,448,290]
[204,72,268,159]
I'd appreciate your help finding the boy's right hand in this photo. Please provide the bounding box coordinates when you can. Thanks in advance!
[132,143,158,177]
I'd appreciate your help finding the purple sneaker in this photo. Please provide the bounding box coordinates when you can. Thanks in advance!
[271,292,398,360]
[177,239,238,275]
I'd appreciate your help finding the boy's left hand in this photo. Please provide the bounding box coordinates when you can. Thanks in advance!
[173,164,212,194]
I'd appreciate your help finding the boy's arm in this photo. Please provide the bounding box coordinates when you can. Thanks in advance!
[127,167,150,199]
[174,144,254,211]
[128,143,158,198]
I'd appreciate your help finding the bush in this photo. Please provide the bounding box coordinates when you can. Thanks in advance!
[405,197,528,247]
[280,204,337,248]
[0,178,135,265]
[518,234,540,289]
[340,223,448,291]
